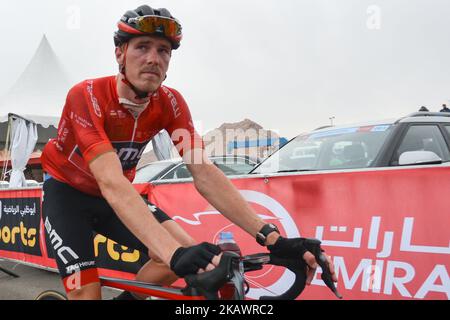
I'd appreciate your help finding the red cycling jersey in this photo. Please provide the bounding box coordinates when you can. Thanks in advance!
[41,76,204,196]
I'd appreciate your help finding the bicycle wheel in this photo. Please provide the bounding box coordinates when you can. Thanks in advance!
[35,290,67,300]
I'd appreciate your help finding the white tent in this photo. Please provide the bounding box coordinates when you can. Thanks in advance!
[0,35,66,158]
[0,35,66,185]
[0,35,71,118]
[0,113,58,151]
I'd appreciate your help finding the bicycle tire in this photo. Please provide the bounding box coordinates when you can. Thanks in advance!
[35,290,67,300]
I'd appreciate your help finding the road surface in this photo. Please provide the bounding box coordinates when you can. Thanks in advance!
[0,259,118,300]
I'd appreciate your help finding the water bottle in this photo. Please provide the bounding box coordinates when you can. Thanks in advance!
[216,231,242,256]
[216,232,241,299]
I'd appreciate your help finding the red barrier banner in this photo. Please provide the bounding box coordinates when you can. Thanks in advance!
[1,166,449,299]
[148,167,450,300]
[0,188,53,268]
[0,187,147,278]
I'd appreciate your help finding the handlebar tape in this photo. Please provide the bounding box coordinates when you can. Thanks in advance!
[259,254,307,300]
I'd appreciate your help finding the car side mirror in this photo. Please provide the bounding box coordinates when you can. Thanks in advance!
[398,151,442,166]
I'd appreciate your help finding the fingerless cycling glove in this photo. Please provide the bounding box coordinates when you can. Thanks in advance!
[170,242,222,277]
[267,236,309,259]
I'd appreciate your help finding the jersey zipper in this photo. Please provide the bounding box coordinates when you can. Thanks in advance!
[124,100,150,146]
[129,112,140,146]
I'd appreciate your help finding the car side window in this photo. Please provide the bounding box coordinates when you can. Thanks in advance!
[213,157,255,175]
[161,168,176,180]
[446,125,450,136]
[391,125,450,165]
[174,165,192,179]
[162,164,192,180]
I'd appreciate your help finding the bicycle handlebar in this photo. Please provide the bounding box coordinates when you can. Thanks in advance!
[184,238,342,300]
[258,254,307,300]
[184,252,240,300]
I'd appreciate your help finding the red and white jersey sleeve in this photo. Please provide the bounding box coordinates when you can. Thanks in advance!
[66,80,115,162]
[41,79,116,195]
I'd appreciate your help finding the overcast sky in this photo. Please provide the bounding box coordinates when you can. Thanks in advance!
[0,0,449,138]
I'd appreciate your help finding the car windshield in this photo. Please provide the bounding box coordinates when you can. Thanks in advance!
[133,162,175,183]
[252,124,392,174]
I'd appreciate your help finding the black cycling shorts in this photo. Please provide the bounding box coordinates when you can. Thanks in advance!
[42,177,172,293]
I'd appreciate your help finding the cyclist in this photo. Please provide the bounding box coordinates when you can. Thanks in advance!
[41,4,337,300]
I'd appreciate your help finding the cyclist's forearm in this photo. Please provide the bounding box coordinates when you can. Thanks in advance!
[100,178,181,264]
[89,152,181,265]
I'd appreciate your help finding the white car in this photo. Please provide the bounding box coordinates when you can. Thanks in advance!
[134,155,259,183]
[251,111,450,174]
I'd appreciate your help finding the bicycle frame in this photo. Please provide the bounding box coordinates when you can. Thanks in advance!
[99,277,206,300]
[36,239,341,300]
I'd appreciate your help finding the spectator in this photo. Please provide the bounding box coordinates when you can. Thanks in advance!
[440,104,450,112]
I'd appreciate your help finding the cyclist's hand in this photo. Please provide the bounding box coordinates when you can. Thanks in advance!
[302,250,336,284]
[169,242,222,278]
[302,250,318,284]
[267,236,337,284]
[197,252,222,273]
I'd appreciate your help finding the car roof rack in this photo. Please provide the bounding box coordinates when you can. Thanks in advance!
[395,111,450,124]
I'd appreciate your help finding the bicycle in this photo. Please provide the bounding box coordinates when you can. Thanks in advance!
[35,238,342,300]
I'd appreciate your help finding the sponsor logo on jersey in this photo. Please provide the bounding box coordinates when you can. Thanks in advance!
[161,86,181,118]
[86,80,102,118]
[112,141,150,170]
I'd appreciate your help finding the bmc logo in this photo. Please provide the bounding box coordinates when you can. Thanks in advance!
[112,141,149,170]
[45,216,79,265]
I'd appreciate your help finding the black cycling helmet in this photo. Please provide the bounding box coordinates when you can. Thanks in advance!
[114,5,182,50]
[114,5,182,99]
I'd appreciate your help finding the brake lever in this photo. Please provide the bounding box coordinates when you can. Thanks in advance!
[183,252,238,300]
[304,238,342,299]
[230,262,245,299]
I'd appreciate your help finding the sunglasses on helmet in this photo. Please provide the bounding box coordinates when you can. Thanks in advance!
[127,15,182,38]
